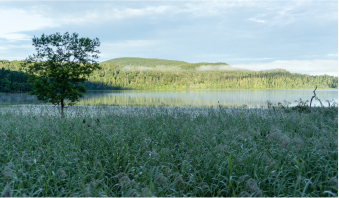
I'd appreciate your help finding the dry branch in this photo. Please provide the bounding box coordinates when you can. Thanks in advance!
[309,86,317,107]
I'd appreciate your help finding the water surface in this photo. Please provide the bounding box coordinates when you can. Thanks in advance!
[1,89,337,107]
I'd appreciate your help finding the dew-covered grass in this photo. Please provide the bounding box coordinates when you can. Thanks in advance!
[0,104,337,197]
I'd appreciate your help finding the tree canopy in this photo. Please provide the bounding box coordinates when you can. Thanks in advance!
[21,32,101,116]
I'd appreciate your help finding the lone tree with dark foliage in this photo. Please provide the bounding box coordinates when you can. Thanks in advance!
[22,32,101,116]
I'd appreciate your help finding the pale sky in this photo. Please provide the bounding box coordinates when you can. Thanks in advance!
[0,0,338,76]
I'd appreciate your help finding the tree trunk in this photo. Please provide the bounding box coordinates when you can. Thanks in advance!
[61,98,64,118]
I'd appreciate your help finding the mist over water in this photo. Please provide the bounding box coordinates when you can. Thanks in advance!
[1,89,337,107]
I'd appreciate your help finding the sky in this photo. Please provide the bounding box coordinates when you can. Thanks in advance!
[0,0,337,76]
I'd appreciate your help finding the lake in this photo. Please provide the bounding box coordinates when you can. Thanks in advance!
[0,89,337,107]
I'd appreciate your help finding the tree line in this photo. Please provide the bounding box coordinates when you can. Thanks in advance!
[85,62,338,90]
[104,57,229,69]
[0,60,32,93]
[0,59,338,93]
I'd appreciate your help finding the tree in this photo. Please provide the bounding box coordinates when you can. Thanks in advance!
[22,32,101,116]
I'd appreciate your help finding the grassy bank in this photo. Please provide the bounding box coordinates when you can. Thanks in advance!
[0,105,337,197]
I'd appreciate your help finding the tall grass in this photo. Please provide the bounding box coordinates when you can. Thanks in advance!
[0,103,337,197]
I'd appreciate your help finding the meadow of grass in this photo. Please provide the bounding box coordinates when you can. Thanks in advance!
[0,103,337,197]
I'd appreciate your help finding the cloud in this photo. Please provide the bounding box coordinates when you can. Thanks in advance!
[0,1,337,66]
[231,58,273,61]
[102,39,164,49]
[249,17,266,23]
[246,1,337,26]
[0,56,26,60]
[0,8,57,41]
[99,40,166,60]
[0,45,32,51]
[0,4,172,41]
[56,5,173,25]
[232,60,338,76]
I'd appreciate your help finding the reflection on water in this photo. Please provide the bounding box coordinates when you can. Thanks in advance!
[0,93,43,105]
[2,89,336,107]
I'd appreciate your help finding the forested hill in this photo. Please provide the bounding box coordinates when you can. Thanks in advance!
[88,60,338,90]
[101,57,236,70]
[103,57,188,67]
[91,58,337,90]
[0,58,338,92]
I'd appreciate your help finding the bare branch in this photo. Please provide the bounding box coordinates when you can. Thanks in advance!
[309,86,317,107]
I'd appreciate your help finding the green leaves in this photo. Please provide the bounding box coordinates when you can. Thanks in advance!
[21,32,101,116]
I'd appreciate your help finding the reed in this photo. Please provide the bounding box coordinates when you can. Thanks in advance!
[0,101,337,197]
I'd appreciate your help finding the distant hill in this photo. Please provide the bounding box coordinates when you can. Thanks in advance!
[102,57,188,67]
[100,57,246,71]
[0,58,337,92]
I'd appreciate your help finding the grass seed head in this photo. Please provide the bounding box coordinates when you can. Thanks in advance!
[214,144,228,152]
[236,157,243,164]
[1,185,11,197]
[48,131,56,138]
[71,152,77,158]
[130,179,137,188]
[262,155,271,165]
[143,151,152,157]
[334,138,338,148]
[2,166,16,181]
[162,166,172,176]
[60,187,65,194]
[292,137,304,150]
[50,151,57,158]
[18,168,27,177]
[239,175,250,183]
[82,150,89,156]
[142,140,147,147]
[197,182,209,191]
[238,191,250,197]
[173,172,183,185]
[1,133,7,139]
[185,150,192,157]
[280,137,290,149]
[155,173,167,186]
[15,136,21,143]
[245,178,263,197]
[269,161,276,170]
[36,147,43,152]
[57,169,67,178]
[119,176,131,188]
[114,172,126,179]
[141,186,154,197]
[125,189,140,197]
[82,184,92,197]
[329,177,338,186]
[143,151,159,161]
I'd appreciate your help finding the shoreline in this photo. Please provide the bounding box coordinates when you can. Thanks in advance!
[0,87,338,94]
[0,104,279,118]
[1,104,336,120]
